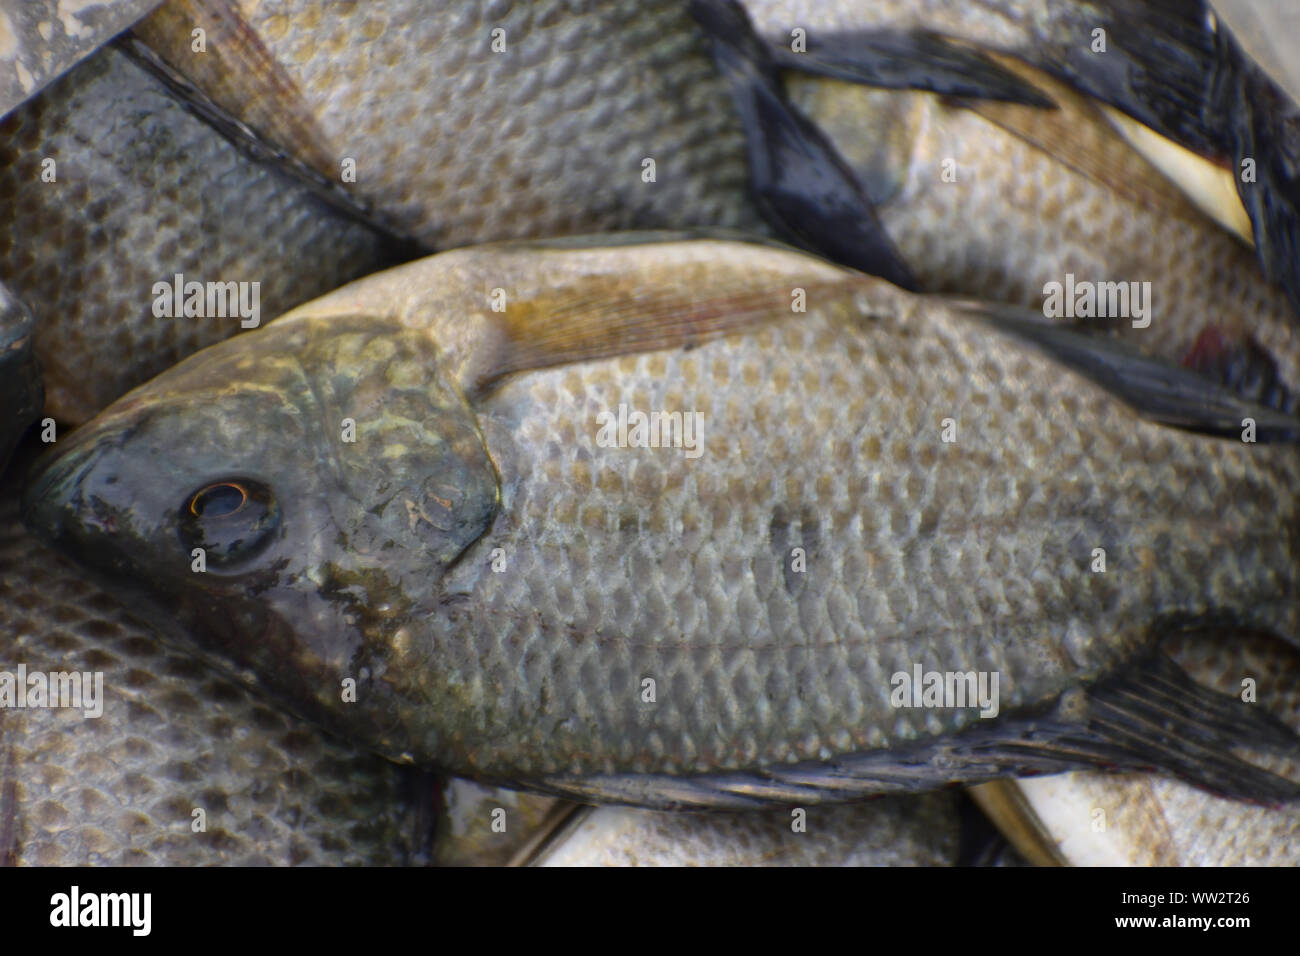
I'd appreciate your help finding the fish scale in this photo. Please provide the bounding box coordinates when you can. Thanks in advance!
[785,73,1300,394]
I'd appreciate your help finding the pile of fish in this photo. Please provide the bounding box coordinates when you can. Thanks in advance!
[2,0,1298,867]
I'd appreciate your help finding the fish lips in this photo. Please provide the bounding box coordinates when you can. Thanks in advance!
[22,417,166,579]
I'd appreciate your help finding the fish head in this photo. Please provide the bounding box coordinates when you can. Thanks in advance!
[23,314,500,746]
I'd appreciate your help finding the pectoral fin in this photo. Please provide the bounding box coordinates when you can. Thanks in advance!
[470,234,862,388]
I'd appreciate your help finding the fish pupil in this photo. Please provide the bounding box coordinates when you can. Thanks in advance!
[192,483,246,518]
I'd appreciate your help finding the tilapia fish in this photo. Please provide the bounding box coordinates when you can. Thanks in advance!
[132,0,769,248]
[978,629,1300,866]
[22,236,1300,809]
[0,283,41,475]
[691,0,1300,400]
[731,0,1300,315]
[0,443,436,866]
[0,42,403,425]
[130,1,1300,328]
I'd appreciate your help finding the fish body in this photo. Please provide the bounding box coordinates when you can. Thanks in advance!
[0,446,435,866]
[0,0,163,116]
[134,0,768,248]
[784,68,1300,395]
[0,44,402,424]
[24,236,1300,807]
[734,0,1300,316]
[127,1,1300,366]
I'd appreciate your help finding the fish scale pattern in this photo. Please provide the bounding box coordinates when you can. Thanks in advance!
[424,288,1300,778]
[784,76,1300,393]
[0,48,390,425]
[534,793,962,866]
[233,0,767,246]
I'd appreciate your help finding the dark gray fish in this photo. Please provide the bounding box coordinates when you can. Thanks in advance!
[0,0,162,116]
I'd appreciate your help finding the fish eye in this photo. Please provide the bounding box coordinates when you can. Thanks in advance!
[190,482,247,518]
[178,478,280,568]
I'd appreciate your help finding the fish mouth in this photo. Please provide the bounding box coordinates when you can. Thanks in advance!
[21,421,130,546]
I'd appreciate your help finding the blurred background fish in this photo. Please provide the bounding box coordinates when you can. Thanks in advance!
[0,43,411,425]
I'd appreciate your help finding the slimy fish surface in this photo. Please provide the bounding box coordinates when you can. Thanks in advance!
[24,235,1300,809]
[133,0,769,248]
[693,0,1300,398]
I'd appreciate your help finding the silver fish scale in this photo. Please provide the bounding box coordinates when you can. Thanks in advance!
[428,292,1300,778]
[234,0,766,246]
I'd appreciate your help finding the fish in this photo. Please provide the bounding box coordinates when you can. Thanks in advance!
[0,440,437,866]
[693,0,1300,398]
[0,283,41,475]
[523,793,963,866]
[130,0,771,249]
[128,1,1300,345]
[0,0,163,116]
[22,234,1300,809]
[728,0,1300,316]
[0,42,409,425]
[975,629,1300,866]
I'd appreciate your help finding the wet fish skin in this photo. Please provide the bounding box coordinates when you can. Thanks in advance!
[998,630,1300,866]
[526,793,962,867]
[687,0,1300,394]
[0,447,436,866]
[22,237,1300,805]
[0,283,41,475]
[134,0,768,249]
[0,44,400,425]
